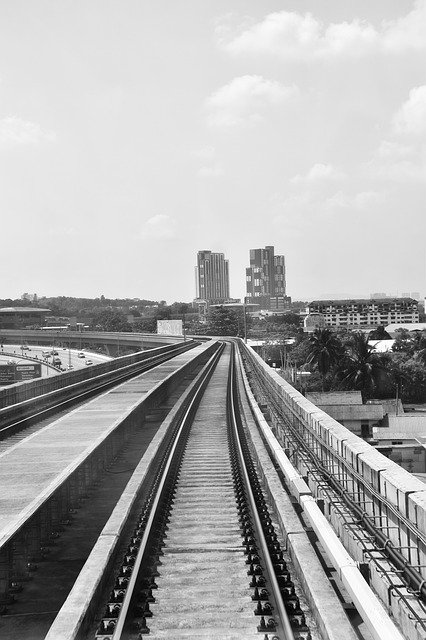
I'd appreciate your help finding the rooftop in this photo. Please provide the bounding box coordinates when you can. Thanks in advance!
[386,323,426,334]
[307,391,363,406]
[0,307,50,314]
[309,298,417,305]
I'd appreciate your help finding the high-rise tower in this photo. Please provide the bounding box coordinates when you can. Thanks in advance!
[195,250,230,303]
[245,245,287,310]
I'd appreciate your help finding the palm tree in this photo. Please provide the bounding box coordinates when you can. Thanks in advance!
[337,332,388,399]
[307,328,343,390]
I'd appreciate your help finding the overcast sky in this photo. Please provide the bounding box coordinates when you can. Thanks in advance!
[0,1,425,303]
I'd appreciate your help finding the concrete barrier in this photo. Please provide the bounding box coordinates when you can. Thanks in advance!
[239,340,426,640]
[44,343,221,640]
[0,341,198,414]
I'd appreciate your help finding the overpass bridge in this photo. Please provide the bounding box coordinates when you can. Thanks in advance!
[0,328,186,357]
[0,338,424,640]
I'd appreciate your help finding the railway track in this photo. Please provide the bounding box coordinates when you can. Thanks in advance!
[7,338,401,640]
[88,343,306,640]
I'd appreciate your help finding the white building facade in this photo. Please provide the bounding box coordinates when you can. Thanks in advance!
[307,298,419,328]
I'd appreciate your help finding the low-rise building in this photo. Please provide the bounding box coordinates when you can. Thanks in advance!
[306,391,384,438]
[307,298,419,329]
[373,415,426,475]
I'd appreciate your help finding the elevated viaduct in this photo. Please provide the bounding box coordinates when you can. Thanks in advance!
[0,328,186,356]
[0,336,424,640]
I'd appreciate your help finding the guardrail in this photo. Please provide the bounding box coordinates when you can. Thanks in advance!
[0,350,59,372]
[0,341,198,410]
[239,339,426,639]
[0,329,185,349]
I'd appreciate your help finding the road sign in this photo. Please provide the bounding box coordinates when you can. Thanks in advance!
[0,363,42,384]
[0,365,15,384]
[15,363,42,381]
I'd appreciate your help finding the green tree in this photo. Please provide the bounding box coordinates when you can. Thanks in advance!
[337,332,389,399]
[368,325,392,340]
[133,317,157,332]
[90,310,132,332]
[394,357,426,402]
[205,307,241,336]
[307,328,343,389]
[392,328,416,355]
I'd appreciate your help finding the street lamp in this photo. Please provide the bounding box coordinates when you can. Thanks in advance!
[182,311,187,342]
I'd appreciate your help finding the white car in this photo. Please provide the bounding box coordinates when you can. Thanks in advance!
[85,360,93,366]
[78,352,85,358]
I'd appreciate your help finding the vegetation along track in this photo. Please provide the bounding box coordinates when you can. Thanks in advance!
[92,342,308,640]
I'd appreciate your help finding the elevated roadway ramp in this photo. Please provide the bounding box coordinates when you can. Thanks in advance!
[0,329,187,357]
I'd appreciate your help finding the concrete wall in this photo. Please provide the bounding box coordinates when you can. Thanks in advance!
[0,341,198,410]
[240,340,426,638]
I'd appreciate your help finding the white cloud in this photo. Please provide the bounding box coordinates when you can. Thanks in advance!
[324,190,385,210]
[369,140,426,182]
[382,1,426,52]
[369,87,426,182]
[191,145,216,160]
[216,2,426,60]
[291,163,345,184]
[140,214,176,240]
[272,189,385,235]
[0,116,56,147]
[198,164,223,178]
[48,227,78,237]
[205,75,298,128]
[392,85,426,135]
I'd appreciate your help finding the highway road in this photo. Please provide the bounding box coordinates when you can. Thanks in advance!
[0,343,112,385]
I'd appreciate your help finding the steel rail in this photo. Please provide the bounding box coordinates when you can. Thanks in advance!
[110,343,225,639]
[236,346,407,640]
[240,344,426,603]
[0,343,194,439]
[228,344,295,640]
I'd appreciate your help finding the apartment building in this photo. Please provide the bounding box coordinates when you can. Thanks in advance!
[195,250,230,304]
[307,298,419,328]
[245,245,289,311]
